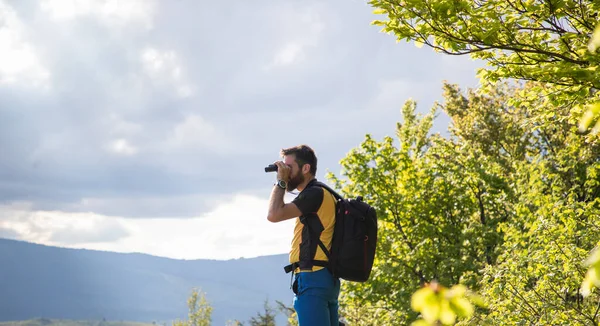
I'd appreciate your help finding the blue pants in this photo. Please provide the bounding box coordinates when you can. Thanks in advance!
[293,268,341,326]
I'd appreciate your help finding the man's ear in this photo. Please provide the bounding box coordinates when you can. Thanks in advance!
[302,164,311,174]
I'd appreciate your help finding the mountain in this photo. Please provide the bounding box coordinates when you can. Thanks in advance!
[0,238,293,325]
[0,318,154,326]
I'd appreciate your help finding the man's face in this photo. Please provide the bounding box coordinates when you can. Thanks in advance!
[283,155,305,191]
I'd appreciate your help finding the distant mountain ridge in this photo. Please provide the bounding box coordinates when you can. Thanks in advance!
[0,318,154,326]
[0,238,292,325]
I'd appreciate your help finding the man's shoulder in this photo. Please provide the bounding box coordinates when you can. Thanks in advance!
[309,181,337,200]
[321,187,336,201]
[296,185,324,201]
[317,186,337,221]
[292,185,324,216]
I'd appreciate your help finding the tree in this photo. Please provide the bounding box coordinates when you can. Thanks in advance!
[467,85,600,324]
[440,80,600,324]
[173,288,213,326]
[328,79,600,324]
[368,0,600,141]
[579,26,600,135]
[274,300,298,326]
[369,0,599,89]
[353,2,600,324]
[247,299,276,326]
[327,96,504,324]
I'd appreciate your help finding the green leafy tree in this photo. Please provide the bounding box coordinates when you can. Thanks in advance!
[352,1,600,324]
[248,299,276,326]
[327,96,508,324]
[329,79,600,324]
[471,87,600,324]
[173,288,213,326]
[368,0,600,140]
[274,300,298,326]
[437,80,600,324]
[369,0,599,89]
[579,24,600,135]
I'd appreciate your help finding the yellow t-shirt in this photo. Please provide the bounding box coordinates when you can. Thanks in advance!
[288,180,337,273]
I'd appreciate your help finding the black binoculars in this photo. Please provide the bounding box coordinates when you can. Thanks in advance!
[264,164,278,172]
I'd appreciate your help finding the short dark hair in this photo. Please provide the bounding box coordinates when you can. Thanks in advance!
[280,144,317,175]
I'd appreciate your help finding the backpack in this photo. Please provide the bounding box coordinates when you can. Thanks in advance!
[284,181,378,282]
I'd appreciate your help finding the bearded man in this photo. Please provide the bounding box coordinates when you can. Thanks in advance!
[266,144,341,326]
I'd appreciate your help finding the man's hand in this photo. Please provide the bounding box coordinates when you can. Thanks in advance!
[274,161,290,181]
[267,160,301,223]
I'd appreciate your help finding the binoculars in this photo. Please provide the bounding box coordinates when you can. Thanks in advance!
[264,164,278,172]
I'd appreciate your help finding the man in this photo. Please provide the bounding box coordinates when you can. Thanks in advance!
[266,144,341,326]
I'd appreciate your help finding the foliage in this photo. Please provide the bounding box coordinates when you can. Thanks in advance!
[329,97,505,324]
[368,0,600,89]
[328,80,600,324]
[368,0,600,139]
[332,1,600,324]
[582,245,600,297]
[459,83,600,325]
[224,320,244,326]
[578,102,600,134]
[579,24,600,136]
[247,300,276,326]
[173,288,212,326]
[274,300,298,326]
[411,281,484,326]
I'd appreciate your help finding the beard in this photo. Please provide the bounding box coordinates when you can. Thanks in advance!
[287,172,305,192]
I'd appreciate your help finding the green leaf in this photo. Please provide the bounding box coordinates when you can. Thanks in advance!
[438,300,456,325]
[449,297,474,317]
[588,23,600,53]
[411,287,440,323]
[411,320,432,326]
[581,265,600,297]
[585,247,600,267]
[578,102,600,133]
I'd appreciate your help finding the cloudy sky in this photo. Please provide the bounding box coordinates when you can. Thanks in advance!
[0,0,482,260]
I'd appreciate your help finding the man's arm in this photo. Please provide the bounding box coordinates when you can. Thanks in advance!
[266,160,302,223]
[267,185,302,223]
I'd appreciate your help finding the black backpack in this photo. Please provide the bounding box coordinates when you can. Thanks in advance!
[285,181,378,282]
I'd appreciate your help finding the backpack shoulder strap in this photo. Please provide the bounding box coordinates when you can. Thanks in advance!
[283,180,340,275]
[311,181,344,201]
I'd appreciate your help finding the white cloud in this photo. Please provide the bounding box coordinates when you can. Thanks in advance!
[61,194,221,219]
[265,5,326,69]
[49,217,130,244]
[167,114,231,152]
[108,138,138,156]
[0,202,131,245]
[0,194,295,260]
[368,79,420,112]
[40,0,156,29]
[141,47,194,98]
[272,42,305,67]
[103,115,142,155]
[0,1,50,87]
[0,0,485,259]
[107,113,143,137]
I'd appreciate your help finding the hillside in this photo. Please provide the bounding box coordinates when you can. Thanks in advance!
[0,238,292,325]
[0,318,154,326]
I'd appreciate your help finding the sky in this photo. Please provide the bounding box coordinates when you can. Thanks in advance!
[0,0,483,260]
